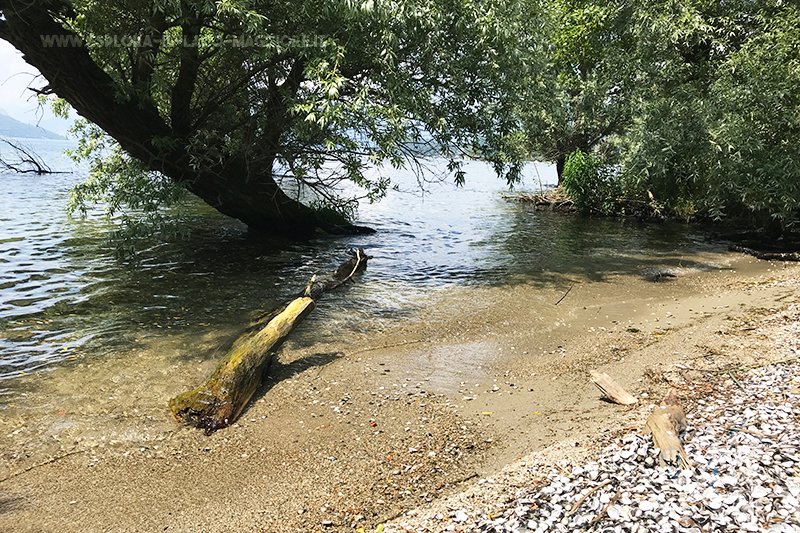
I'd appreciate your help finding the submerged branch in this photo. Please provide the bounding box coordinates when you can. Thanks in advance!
[0,139,66,175]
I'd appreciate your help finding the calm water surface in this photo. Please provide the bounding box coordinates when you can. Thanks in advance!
[0,139,714,382]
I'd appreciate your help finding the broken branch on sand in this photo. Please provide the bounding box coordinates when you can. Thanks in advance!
[590,370,638,405]
[169,248,369,433]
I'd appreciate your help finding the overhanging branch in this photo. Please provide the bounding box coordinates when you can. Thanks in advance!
[0,1,172,171]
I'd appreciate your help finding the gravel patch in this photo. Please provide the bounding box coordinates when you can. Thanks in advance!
[389,362,800,532]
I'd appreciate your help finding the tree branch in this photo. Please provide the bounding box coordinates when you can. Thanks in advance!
[0,1,172,171]
[132,9,168,95]
[0,138,65,174]
[170,5,202,135]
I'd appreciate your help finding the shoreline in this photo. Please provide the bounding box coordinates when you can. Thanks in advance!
[507,190,800,262]
[0,250,798,531]
[388,357,800,532]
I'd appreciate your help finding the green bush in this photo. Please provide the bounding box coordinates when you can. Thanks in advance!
[561,150,619,214]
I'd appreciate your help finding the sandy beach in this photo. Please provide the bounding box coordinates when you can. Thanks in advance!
[1,249,798,532]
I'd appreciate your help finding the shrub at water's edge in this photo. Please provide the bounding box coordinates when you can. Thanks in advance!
[560,150,618,216]
[525,1,800,236]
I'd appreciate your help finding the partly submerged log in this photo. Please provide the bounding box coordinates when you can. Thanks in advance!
[169,248,369,433]
[644,390,690,468]
[590,370,638,405]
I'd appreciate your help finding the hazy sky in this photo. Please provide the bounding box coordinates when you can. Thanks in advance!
[0,40,73,135]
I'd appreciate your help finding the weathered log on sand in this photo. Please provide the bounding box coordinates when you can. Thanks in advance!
[644,390,690,468]
[729,244,800,262]
[590,370,638,405]
[169,248,369,433]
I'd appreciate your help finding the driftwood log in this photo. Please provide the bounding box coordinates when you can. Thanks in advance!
[644,390,690,468]
[169,248,369,433]
[729,244,800,262]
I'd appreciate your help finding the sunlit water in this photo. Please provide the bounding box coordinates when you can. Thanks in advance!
[0,138,715,384]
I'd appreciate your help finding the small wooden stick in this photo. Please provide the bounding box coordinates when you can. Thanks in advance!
[590,371,638,405]
[568,479,614,515]
[725,425,775,441]
[589,490,621,527]
[0,449,83,484]
[727,371,746,391]
[555,283,574,305]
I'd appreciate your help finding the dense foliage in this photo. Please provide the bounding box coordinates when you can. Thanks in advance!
[560,149,617,215]
[544,0,800,232]
[1,0,531,234]
[3,0,799,234]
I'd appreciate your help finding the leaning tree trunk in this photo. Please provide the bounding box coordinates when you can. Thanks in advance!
[0,2,369,237]
[555,154,566,186]
[169,248,369,433]
[183,156,371,238]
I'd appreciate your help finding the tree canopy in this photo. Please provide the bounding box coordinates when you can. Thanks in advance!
[551,0,800,232]
[0,0,530,235]
[522,0,636,181]
[2,0,799,234]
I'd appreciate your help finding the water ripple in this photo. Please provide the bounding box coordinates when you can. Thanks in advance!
[1,143,715,381]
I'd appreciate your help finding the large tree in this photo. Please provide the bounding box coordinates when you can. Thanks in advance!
[522,0,635,183]
[0,0,528,236]
[538,0,800,231]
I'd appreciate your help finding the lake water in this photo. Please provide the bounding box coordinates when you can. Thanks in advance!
[0,138,712,383]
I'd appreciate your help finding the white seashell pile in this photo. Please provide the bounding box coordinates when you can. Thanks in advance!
[395,363,800,532]
[470,363,800,532]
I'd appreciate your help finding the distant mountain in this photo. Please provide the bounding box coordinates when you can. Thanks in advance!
[0,109,64,139]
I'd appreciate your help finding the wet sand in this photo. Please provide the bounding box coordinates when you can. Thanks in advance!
[0,249,798,532]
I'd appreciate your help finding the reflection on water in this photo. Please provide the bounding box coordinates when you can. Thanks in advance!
[0,141,715,382]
